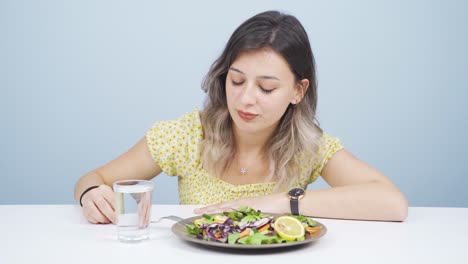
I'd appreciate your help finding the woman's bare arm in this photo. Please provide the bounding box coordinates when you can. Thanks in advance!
[74,136,162,223]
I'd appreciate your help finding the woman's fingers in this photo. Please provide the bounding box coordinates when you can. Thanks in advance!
[138,192,151,228]
[194,201,238,214]
[99,186,116,223]
[144,193,151,227]
[84,202,110,224]
[86,214,99,224]
[82,185,115,224]
[94,196,115,224]
[138,193,145,227]
[100,185,116,211]
[193,196,275,215]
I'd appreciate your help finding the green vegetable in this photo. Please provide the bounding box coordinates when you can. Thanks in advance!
[202,214,214,224]
[185,224,201,235]
[238,206,262,217]
[237,230,285,245]
[241,214,260,223]
[306,218,317,227]
[224,211,243,221]
[228,233,240,244]
[291,214,317,227]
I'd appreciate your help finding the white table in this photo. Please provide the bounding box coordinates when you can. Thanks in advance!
[1,205,467,264]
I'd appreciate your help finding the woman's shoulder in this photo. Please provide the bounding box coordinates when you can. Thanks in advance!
[299,131,344,183]
[316,131,344,158]
[297,131,343,164]
[174,107,202,124]
[145,108,203,176]
[148,107,202,133]
[319,131,342,146]
[146,108,204,150]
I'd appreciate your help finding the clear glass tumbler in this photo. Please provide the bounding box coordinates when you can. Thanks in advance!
[113,180,154,242]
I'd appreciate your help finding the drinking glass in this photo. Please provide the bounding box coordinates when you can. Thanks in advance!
[113,180,154,242]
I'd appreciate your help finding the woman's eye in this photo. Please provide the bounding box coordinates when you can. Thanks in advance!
[260,87,274,94]
[232,80,244,86]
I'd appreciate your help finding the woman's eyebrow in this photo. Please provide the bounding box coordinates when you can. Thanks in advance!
[229,67,280,81]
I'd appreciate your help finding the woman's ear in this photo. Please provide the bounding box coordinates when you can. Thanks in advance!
[291,78,309,104]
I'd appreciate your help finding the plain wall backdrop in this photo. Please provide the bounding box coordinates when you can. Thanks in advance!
[1,0,467,206]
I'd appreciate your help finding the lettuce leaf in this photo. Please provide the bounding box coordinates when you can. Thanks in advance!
[228,232,240,244]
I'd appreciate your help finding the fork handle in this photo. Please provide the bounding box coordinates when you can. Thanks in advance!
[151,215,184,223]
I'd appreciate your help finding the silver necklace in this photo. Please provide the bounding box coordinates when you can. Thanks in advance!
[240,167,248,175]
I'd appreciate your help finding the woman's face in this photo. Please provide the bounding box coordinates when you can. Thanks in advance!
[226,49,302,135]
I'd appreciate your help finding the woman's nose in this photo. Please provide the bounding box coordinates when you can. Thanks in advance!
[240,83,257,106]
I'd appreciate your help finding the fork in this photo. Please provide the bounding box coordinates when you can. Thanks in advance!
[150,215,184,224]
[118,215,184,228]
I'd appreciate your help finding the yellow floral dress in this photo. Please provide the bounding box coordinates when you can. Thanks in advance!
[146,108,343,205]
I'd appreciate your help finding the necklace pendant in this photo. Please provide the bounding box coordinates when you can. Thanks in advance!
[240,168,248,175]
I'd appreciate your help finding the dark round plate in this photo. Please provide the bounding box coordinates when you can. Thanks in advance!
[171,213,327,249]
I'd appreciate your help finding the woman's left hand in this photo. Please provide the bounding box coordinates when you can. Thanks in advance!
[193,192,288,215]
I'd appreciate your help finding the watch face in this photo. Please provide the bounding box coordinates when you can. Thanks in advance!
[289,187,305,198]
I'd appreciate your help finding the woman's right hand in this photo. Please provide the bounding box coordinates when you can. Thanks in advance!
[75,137,162,224]
[81,184,116,224]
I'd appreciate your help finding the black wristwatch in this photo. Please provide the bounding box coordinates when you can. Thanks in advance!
[288,187,305,215]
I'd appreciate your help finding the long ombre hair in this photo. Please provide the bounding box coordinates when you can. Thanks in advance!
[200,11,323,190]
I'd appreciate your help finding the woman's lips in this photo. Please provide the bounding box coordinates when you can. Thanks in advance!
[237,110,258,121]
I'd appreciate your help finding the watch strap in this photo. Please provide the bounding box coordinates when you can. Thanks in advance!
[290,198,299,215]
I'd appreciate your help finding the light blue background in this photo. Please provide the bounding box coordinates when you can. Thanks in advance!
[1,0,467,206]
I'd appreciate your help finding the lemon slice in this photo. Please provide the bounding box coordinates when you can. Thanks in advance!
[194,218,207,228]
[273,216,305,241]
[213,215,228,223]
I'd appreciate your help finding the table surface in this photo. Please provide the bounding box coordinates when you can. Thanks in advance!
[1,205,467,264]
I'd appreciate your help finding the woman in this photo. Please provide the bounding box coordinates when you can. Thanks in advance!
[74,10,408,224]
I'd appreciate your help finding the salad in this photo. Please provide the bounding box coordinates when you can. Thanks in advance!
[185,206,322,245]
